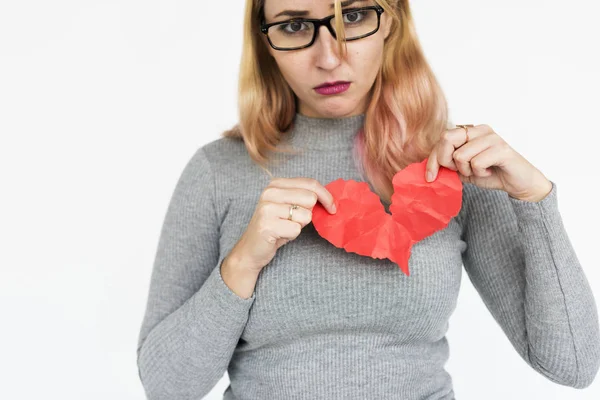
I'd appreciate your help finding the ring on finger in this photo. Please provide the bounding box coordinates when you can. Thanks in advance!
[288,204,299,221]
[456,124,474,143]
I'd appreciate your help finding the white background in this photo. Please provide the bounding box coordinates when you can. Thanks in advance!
[1,0,599,399]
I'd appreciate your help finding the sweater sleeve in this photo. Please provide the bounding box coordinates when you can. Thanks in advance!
[458,180,600,389]
[136,146,256,400]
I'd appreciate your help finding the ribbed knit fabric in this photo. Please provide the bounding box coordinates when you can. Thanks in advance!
[136,112,600,400]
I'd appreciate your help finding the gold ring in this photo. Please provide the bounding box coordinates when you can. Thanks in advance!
[288,204,299,221]
[456,124,474,142]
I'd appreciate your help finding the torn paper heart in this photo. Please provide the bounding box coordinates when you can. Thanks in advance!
[311,158,463,276]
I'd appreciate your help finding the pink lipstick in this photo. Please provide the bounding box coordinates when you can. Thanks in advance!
[314,81,351,95]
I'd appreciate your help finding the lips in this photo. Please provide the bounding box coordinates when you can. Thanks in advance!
[314,80,350,89]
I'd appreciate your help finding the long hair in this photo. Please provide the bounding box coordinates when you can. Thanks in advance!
[222,0,452,205]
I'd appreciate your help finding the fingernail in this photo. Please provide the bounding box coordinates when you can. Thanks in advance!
[426,170,434,182]
[332,204,337,213]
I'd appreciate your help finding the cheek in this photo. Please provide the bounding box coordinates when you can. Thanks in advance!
[275,57,306,87]
[352,43,384,74]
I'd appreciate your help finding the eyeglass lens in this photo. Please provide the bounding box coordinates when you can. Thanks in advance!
[267,9,379,50]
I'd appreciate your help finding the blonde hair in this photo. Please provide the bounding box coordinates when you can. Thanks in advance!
[222,0,452,204]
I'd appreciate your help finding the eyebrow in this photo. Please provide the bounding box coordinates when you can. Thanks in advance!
[274,0,369,19]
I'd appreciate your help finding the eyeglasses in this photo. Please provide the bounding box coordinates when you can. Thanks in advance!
[260,5,385,51]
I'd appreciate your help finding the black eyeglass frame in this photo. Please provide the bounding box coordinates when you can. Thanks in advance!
[260,5,385,51]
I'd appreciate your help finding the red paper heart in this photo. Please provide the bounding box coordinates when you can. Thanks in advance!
[311,158,463,276]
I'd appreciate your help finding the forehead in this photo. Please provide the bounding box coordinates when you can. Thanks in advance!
[264,0,328,12]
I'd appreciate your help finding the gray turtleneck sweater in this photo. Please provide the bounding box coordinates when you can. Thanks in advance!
[136,113,600,399]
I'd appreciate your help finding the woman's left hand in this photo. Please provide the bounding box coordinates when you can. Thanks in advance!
[425,124,553,202]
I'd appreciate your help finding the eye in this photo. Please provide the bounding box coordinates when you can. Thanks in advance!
[278,20,311,35]
[342,10,367,24]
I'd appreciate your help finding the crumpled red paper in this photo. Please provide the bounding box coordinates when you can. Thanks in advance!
[311,158,463,276]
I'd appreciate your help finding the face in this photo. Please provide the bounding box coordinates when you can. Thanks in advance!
[262,0,392,118]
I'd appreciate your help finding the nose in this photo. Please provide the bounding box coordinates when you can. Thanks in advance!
[314,25,342,69]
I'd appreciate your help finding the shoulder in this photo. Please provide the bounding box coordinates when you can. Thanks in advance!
[201,136,248,163]
[188,135,272,199]
[181,136,252,177]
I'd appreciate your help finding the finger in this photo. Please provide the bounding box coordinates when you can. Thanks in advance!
[450,123,489,142]
[436,130,467,172]
[425,152,440,182]
[267,177,336,214]
[468,145,504,177]
[270,218,303,240]
[272,202,313,227]
[426,133,457,182]
[261,186,320,211]
[432,125,488,179]
[452,134,495,177]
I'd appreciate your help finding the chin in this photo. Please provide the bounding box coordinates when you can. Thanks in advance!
[323,102,360,116]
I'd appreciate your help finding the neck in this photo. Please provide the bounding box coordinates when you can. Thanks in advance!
[283,112,366,151]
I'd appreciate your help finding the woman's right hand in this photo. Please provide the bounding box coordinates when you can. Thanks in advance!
[227,177,337,274]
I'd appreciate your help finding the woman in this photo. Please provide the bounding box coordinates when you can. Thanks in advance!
[136,1,600,399]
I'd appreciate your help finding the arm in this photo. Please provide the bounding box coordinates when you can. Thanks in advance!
[458,180,600,388]
[136,147,257,399]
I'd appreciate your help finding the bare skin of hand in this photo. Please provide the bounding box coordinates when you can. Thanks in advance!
[425,124,552,202]
[228,177,337,274]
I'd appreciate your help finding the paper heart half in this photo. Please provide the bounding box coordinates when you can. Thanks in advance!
[311,158,463,276]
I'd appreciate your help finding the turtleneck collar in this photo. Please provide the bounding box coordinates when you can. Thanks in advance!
[283,112,366,151]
